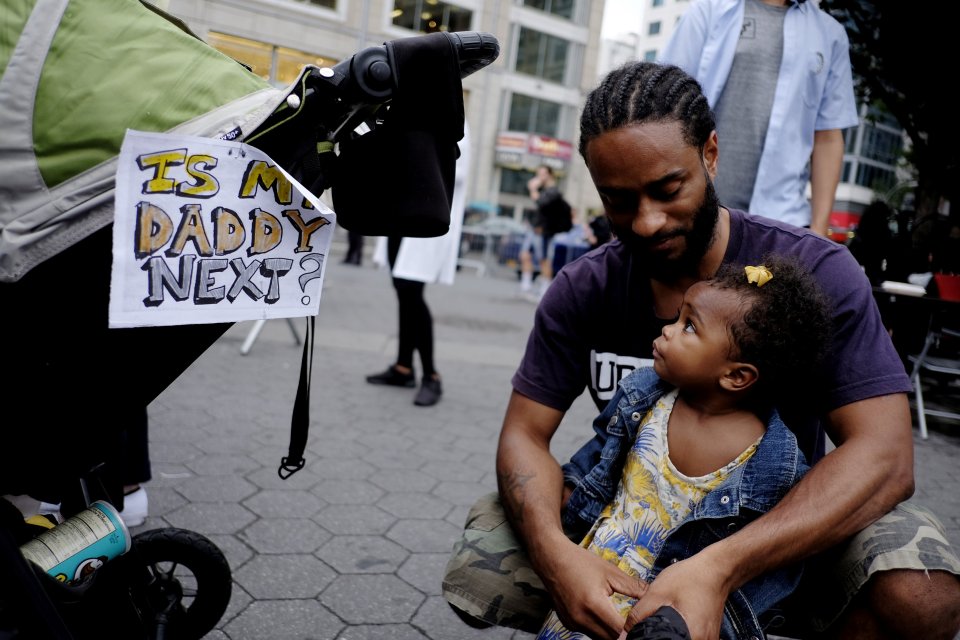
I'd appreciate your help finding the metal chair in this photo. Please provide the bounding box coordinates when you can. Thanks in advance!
[909,322,960,439]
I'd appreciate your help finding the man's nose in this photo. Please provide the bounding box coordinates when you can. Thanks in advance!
[631,200,667,238]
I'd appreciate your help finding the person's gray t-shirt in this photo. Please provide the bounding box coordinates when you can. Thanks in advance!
[712,0,787,211]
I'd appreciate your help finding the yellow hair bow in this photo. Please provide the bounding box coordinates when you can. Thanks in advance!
[744,265,773,287]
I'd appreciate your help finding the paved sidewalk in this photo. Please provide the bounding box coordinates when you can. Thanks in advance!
[140,241,960,640]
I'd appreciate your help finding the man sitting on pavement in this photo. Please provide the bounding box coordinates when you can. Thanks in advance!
[442,61,960,639]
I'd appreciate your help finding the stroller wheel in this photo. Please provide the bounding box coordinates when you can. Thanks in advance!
[133,527,232,640]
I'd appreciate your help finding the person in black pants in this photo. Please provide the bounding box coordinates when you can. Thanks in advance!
[342,230,364,265]
[365,122,471,407]
[365,236,442,406]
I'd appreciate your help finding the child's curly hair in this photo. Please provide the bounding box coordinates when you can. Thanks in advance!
[709,254,833,404]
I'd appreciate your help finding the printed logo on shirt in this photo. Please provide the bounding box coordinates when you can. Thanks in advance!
[741,18,756,39]
[590,351,652,401]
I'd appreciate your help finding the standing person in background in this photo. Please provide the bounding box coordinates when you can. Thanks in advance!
[519,166,572,299]
[366,125,471,407]
[660,0,859,235]
[342,230,364,266]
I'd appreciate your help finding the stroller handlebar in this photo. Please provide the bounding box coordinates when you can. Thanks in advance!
[329,31,499,105]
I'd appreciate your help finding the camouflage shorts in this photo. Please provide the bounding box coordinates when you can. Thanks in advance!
[441,492,960,634]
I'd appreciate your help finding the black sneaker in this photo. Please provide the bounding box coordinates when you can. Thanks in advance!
[414,376,442,406]
[625,606,690,640]
[366,366,416,387]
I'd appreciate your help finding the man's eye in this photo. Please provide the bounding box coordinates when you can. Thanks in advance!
[601,193,636,210]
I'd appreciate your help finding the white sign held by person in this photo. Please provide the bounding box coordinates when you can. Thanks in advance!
[109,130,335,328]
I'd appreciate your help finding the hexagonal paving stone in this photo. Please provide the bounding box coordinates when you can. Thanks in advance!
[313,479,384,505]
[376,493,452,520]
[164,503,256,535]
[139,485,187,517]
[411,595,516,640]
[176,475,258,502]
[430,481,492,507]
[243,489,326,519]
[315,535,408,573]
[369,470,438,494]
[205,533,255,570]
[239,518,331,554]
[233,554,335,599]
[184,453,260,477]
[321,574,424,624]
[386,519,462,554]
[149,440,202,464]
[194,433,260,455]
[246,466,321,491]
[313,504,397,536]
[309,457,377,480]
[213,578,251,631]
[307,438,369,460]
[419,459,486,483]
[396,553,450,595]
[363,449,426,471]
[222,599,343,639]
[336,623,430,640]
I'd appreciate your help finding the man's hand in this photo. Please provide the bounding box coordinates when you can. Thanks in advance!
[623,553,728,640]
[539,540,648,640]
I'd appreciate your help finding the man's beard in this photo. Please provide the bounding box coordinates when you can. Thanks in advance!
[612,178,720,281]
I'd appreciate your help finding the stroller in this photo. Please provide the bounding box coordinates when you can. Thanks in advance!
[0,1,498,637]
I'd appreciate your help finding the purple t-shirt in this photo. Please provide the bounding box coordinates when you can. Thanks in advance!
[512,209,911,461]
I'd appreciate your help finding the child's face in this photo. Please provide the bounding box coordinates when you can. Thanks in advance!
[652,282,741,390]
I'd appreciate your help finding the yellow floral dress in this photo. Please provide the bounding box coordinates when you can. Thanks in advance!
[537,389,760,639]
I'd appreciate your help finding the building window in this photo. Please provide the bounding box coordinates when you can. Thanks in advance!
[299,0,336,7]
[855,163,896,192]
[643,49,657,61]
[648,21,661,35]
[860,125,903,167]
[501,168,536,195]
[206,32,338,86]
[508,93,562,138]
[652,0,664,6]
[523,0,575,19]
[392,0,472,33]
[516,27,570,83]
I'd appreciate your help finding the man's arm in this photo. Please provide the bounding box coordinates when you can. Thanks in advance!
[625,393,915,639]
[809,128,846,236]
[497,391,646,639]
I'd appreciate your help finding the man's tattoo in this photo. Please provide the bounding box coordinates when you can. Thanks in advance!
[498,469,535,525]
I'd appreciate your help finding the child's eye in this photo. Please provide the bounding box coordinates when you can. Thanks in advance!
[683,319,696,333]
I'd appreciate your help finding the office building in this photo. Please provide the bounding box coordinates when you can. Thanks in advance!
[158,0,608,225]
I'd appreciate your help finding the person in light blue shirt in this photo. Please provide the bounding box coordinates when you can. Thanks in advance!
[660,0,859,234]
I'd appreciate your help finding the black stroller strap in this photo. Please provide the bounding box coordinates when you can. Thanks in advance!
[279,315,315,479]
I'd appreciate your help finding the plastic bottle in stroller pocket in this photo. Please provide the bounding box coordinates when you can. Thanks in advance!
[20,500,131,584]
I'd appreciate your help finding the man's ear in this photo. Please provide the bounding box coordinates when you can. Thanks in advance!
[702,130,719,180]
[720,362,758,393]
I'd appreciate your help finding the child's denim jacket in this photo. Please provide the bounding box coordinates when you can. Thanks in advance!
[560,367,810,640]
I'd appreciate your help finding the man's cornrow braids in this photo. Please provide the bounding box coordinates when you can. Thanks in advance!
[579,62,716,159]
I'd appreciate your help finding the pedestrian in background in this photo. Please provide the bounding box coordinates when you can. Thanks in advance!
[366,124,471,407]
[660,0,859,235]
[342,230,364,266]
[518,165,572,300]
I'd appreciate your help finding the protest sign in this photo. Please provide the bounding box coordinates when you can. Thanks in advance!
[109,130,335,328]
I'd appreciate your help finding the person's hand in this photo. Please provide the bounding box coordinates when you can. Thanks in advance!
[623,553,728,640]
[538,541,648,640]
